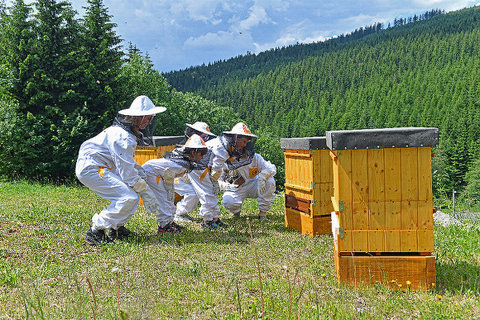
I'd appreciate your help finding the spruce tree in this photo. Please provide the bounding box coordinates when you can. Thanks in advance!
[81,0,125,129]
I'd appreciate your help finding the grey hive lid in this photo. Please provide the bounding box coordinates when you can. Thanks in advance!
[152,136,184,147]
[280,137,328,150]
[326,127,439,150]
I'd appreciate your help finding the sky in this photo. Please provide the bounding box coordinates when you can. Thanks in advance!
[8,0,480,72]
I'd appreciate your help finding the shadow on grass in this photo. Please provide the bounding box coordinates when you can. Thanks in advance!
[436,260,480,295]
[124,214,278,247]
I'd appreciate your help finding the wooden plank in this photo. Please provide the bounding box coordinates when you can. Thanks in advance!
[369,201,386,230]
[352,150,369,202]
[338,226,353,252]
[317,182,334,215]
[157,145,175,158]
[316,149,333,183]
[285,195,311,214]
[418,147,433,201]
[418,200,434,230]
[351,230,368,252]
[385,230,401,252]
[385,201,402,230]
[368,230,385,252]
[352,150,369,230]
[332,151,340,202]
[400,230,418,252]
[417,229,434,253]
[368,149,386,230]
[336,254,436,290]
[284,154,292,184]
[385,148,401,202]
[401,148,418,201]
[284,207,331,236]
[134,146,158,165]
[367,149,385,201]
[401,200,418,229]
[284,184,313,197]
[337,150,353,230]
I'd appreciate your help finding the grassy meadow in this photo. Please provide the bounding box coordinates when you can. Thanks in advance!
[0,181,479,319]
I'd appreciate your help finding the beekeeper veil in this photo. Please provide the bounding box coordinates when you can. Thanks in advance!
[220,122,257,170]
[114,95,166,145]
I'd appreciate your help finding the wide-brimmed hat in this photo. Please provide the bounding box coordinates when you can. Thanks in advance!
[223,122,257,138]
[184,134,208,149]
[118,95,166,116]
[186,122,215,136]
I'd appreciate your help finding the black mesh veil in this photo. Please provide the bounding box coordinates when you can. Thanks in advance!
[112,114,156,146]
[220,134,257,170]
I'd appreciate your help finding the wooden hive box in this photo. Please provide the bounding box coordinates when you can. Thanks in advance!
[134,136,183,165]
[327,127,438,290]
[280,137,333,236]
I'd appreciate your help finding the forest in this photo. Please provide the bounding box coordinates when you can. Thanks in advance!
[1,0,479,203]
[165,6,480,201]
[0,0,238,181]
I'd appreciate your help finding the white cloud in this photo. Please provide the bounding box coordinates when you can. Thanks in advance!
[7,0,479,71]
[184,30,251,49]
[239,5,274,31]
[169,0,230,24]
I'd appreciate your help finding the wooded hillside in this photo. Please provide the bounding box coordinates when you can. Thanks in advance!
[165,6,480,197]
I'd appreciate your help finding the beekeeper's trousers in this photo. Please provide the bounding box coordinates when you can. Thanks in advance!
[76,164,139,230]
[222,176,276,215]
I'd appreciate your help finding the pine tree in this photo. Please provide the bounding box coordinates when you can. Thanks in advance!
[81,0,125,128]
[0,0,35,106]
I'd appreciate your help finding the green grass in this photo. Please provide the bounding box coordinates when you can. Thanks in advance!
[1,181,479,319]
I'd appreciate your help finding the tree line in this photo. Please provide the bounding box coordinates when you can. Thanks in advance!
[166,6,480,199]
[0,0,238,182]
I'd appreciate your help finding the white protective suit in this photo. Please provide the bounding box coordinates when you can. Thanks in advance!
[75,126,142,230]
[221,153,276,215]
[174,137,228,221]
[142,158,190,226]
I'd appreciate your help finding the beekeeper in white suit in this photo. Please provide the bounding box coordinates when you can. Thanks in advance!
[176,122,251,229]
[76,95,165,245]
[218,124,276,220]
[174,122,216,223]
[195,122,261,228]
[142,134,208,234]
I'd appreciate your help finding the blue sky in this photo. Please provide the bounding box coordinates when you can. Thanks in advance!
[9,0,480,72]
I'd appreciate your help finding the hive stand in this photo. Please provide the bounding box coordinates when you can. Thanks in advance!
[327,127,438,290]
[280,137,334,236]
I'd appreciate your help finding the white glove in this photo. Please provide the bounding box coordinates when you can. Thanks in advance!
[138,187,161,215]
[179,174,191,184]
[218,180,236,191]
[257,177,266,194]
[164,182,175,202]
[257,170,273,195]
[132,178,148,193]
[210,169,222,181]
[162,169,175,184]
[212,179,220,195]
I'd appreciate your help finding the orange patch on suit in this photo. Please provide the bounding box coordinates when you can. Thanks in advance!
[249,167,259,178]
[200,167,210,182]
[98,166,112,178]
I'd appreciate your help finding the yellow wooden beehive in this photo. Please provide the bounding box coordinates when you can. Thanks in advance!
[280,137,333,236]
[134,136,183,165]
[327,127,439,290]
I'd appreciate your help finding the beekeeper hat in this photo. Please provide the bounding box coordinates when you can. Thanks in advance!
[118,95,166,116]
[186,122,215,136]
[184,134,208,150]
[223,122,257,138]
